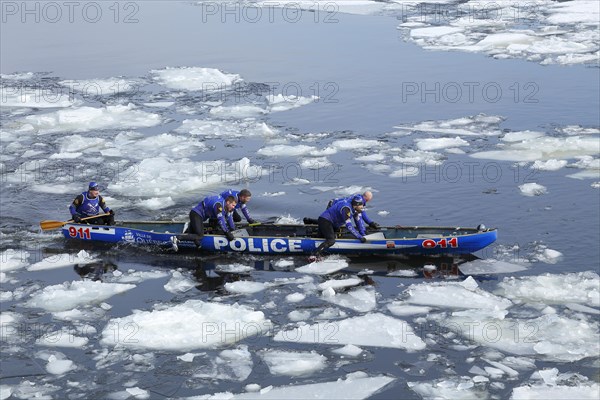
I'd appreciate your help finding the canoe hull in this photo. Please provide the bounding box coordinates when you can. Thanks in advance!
[61,222,497,256]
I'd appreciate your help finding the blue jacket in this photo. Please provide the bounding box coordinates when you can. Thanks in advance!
[319,200,364,239]
[220,189,253,222]
[69,192,111,217]
[328,194,373,228]
[192,195,235,232]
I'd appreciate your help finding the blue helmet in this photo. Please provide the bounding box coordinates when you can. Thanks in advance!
[88,182,99,190]
[351,195,364,206]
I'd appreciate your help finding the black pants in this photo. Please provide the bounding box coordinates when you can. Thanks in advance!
[188,211,205,236]
[83,214,114,226]
[314,217,336,256]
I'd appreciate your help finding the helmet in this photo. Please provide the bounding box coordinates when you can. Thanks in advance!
[88,182,99,191]
[351,195,364,206]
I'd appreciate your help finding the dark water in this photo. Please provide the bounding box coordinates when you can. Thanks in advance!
[1,1,599,399]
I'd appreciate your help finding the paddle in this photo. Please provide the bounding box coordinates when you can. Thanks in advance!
[40,213,110,231]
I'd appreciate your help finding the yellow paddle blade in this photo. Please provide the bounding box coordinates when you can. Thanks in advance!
[40,220,68,231]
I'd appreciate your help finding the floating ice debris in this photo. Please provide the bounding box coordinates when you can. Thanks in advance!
[387,302,431,316]
[288,310,311,322]
[137,196,176,211]
[28,250,97,271]
[224,281,269,294]
[496,272,600,307]
[125,387,150,399]
[394,115,504,137]
[177,353,202,363]
[20,104,161,134]
[194,345,253,382]
[331,138,386,151]
[322,287,377,313]
[215,264,254,274]
[164,271,197,294]
[36,329,89,348]
[106,269,169,284]
[403,278,513,310]
[186,373,395,399]
[285,292,306,303]
[26,281,135,312]
[260,350,327,377]
[408,377,486,400]
[267,94,319,112]
[0,249,29,273]
[176,119,277,139]
[519,183,548,197]
[415,136,469,151]
[532,247,563,264]
[531,159,568,171]
[458,259,529,275]
[151,66,241,90]
[511,368,600,399]
[209,104,267,119]
[331,344,363,357]
[46,354,76,375]
[386,269,418,277]
[257,144,316,157]
[59,78,140,95]
[296,257,349,275]
[275,313,426,351]
[318,278,362,291]
[101,300,272,351]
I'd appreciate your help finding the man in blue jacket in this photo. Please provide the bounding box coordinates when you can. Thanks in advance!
[311,195,367,260]
[69,182,114,225]
[219,189,257,224]
[326,191,380,230]
[188,195,237,245]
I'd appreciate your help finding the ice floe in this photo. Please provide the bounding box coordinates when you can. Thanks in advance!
[176,119,277,139]
[496,272,600,307]
[458,259,529,275]
[151,66,241,91]
[296,257,349,275]
[275,312,426,351]
[511,368,600,399]
[19,104,161,134]
[1,86,79,108]
[59,78,141,96]
[101,300,272,351]
[267,94,319,112]
[27,250,97,271]
[25,281,136,312]
[187,372,395,399]
[36,329,89,348]
[225,281,269,294]
[164,270,197,294]
[322,287,377,313]
[260,350,327,377]
[0,249,30,273]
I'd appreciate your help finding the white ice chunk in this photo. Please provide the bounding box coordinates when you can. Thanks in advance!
[496,272,600,307]
[318,278,362,291]
[267,94,319,112]
[0,249,29,272]
[164,271,197,294]
[224,281,269,294]
[296,257,348,275]
[36,329,89,348]
[151,66,241,90]
[26,281,135,312]
[257,144,316,157]
[408,377,485,399]
[322,287,377,313]
[274,313,426,351]
[459,259,529,275]
[190,374,395,399]
[286,292,306,303]
[531,159,568,171]
[415,136,469,151]
[331,345,363,357]
[28,250,97,271]
[404,279,512,310]
[101,300,272,351]
[21,104,161,134]
[260,350,327,377]
[387,302,431,316]
[519,183,547,196]
[46,355,76,375]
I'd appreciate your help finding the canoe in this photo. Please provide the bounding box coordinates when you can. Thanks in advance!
[61,221,497,256]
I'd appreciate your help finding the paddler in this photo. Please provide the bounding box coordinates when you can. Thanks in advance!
[187,195,237,245]
[219,188,257,224]
[69,182,115,225]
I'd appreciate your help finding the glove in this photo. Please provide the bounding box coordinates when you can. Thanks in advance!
[72,214,82,223]
[225,231,235,241]
[109,210,115,215]
[369,222,380,229]
[359,237,367,243]
[248,219,257,224]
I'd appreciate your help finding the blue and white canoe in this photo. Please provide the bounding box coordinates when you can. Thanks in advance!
[61,221,497,256]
